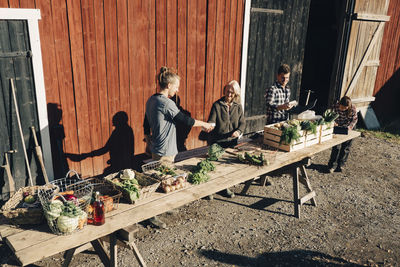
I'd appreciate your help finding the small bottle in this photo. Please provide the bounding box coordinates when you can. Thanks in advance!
[93,191,105,226]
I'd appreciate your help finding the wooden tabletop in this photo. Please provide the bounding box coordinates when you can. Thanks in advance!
[1,131,360,266]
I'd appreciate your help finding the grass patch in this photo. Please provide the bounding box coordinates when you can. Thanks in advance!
[358,128,400,144]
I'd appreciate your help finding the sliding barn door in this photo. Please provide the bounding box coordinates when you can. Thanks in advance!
[340,0,390,110]
[244,0,311,133]
[0,20,41,201]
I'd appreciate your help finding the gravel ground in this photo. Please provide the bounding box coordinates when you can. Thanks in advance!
[1,134,399,267]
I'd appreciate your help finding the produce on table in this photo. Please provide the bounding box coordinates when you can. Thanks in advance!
[24,195,36,204]
[300,120,318,134]
[188,158,217,185]
[323,109,339,124]
[156,165,177,177]
[44,198,87,234]
[188,170,210,185]
[57,215,79,234]
[195,159,215,172]
[208,143,225,161]
[112,177,140,202]
[280,124,301,145]
[238,152,269,166]
[161,175,187,193]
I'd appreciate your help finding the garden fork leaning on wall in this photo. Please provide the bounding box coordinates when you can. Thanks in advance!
[1,150,17,197]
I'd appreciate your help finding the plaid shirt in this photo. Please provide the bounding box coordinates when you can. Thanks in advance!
[333,103,358,130]
[265,81,290,124]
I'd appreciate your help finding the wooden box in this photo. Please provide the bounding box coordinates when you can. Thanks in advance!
[319,123,334,143]
[304,131,320,147]
[264,124,306,152]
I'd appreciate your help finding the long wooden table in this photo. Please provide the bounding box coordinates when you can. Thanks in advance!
[0,131,360,266]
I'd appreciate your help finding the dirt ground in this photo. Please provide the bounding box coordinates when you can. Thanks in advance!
[1,133,399,267]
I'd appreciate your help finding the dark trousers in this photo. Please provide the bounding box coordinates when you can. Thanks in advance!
[328,139,353,169]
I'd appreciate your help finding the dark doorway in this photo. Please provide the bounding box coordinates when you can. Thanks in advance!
[300,0,351,114]
[0,20,41,201]
[243,0,311,133]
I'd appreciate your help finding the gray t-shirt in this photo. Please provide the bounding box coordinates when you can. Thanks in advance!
[145,94,180,156]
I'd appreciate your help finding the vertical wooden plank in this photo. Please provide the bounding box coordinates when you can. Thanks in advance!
[194,0,207,147]
[128,0,143,154]
[221,0,231,88]
[51,0,80,174]
[142,0,156,153]
[104,0,120,132]
[186,0,197,149]
[177,0,187,109]
[204,0,217,119]
[93,0,111,170]
[166,0,177,70]
[81,0,104,175]
[234,0,244,81]
[244,9,260,116]
[156,0,167,72]
[117,0,130,119]
[213,0,225,104]
[36,0,60,105]
[0,0,9,8]
[8,0,19,8]
[66,0,93,176]
[19,0,35,8]
[147,0,157,97]
[227,0,238,81]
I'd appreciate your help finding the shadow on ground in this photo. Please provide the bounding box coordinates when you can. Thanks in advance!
[306,163,329,173]
[200,249,364,266]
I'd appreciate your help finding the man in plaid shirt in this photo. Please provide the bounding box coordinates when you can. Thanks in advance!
[265,64,294,124]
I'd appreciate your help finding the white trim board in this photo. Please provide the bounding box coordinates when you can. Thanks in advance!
[1,8,54,180]
[0,8,40,20]
[240,0,252,111]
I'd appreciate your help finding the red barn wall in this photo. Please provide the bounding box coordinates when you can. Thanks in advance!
[0,0,245,177]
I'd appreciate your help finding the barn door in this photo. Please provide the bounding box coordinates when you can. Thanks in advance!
[0,19,41,201]
[243,0,311,133]
[340,0,390,109]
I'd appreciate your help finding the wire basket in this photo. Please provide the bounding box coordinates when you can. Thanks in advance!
[38,170,93,235]
[85,177,122,214]
[141,160,162,173]
[142,160,187,180]
[142,161,189,193]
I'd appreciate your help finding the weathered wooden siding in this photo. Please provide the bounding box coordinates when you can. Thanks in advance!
[243,0,311,132]
[372,0,400,124]
[340,0,389,105]
[0,0,244,178]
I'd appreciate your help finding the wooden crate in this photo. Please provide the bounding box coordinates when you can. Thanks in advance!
[319,124,334,143]
[264,124,305,152]
[304,132,320,147]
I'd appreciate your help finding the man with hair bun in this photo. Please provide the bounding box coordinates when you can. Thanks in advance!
[143,67,213,229]
[144,66,213,163]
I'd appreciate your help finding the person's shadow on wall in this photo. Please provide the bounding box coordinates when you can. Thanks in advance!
[47,103,69,179]
[66,111,135,175]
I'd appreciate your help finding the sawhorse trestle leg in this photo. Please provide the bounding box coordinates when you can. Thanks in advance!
[293,159,317,218]
[62,224,146,267]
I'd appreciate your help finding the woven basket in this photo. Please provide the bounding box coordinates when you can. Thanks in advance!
[1,185,52,225]
[104,169,160,204]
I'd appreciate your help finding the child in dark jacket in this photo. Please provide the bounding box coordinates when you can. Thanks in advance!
[327,96,358,173]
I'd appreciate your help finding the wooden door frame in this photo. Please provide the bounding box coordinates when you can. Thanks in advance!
[240,0,252,112]
[0,8,54,180]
